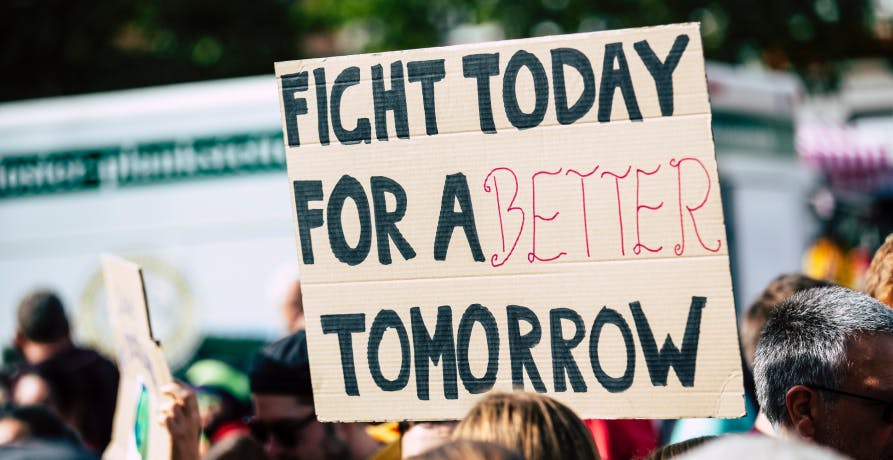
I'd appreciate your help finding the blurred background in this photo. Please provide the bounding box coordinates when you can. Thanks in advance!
[2,0,893,374]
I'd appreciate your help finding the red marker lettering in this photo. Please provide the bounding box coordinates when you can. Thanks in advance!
[600,166,632,256]
[670,157,721,256]
[632,164,664,255]
[528,168,566,263]
[484,167,525,267]
[565,166,599,258]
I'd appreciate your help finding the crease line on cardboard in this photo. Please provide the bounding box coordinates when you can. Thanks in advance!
[283,111,714,151]
[304,253,729,287]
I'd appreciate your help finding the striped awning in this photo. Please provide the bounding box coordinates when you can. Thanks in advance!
[796,120,893,193]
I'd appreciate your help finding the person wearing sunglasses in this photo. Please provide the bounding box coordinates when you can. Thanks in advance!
[754,286,893,460]
[249,330,381,460]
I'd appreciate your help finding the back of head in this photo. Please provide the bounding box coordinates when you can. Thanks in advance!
[676,434,847,460]
[865,233,893,307]
[453,391,599,460]
[409,440,522,460]
[644,436,716,460]
[753,286,893,426]
[0,404,82,446]
[740,274,832,368]
[249,329,313,402]
[17,291,70,343]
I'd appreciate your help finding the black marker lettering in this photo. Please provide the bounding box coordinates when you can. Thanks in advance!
[327,175,372,266]
[371,61,409,141]
[331,67,372,145]
[630,296,705,387]
[281,72,308,147]
[321,313,366,396]
[507,305,547,392]
[407,59,446,136]
[368,309,411,391]
[598,43,642,122]
[462,53,500,134]
[411,306,458,400]
[589,307,635,393]
[434,173,485,262]
[503,50,548,130]
[371,176,416,265]
[550,308,587,392]
[457,304,499,393]
[293,180,324,264]
[634,34,690,117]
[551,48,595,125]
[313,68,330,145]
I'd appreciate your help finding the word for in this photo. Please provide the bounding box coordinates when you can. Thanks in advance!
[320,297,706,399]
[280,35,690,146]
[293,173,483,266]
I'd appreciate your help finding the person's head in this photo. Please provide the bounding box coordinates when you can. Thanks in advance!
[400,421,457,458]
[11,373,56,414]
[0,405,81,446]
[644,436,716,460]
[408,439,522,460]
[249,330,319,460]
[185,359,252,442]
[281,280,304,333]
[249,330,377,460]
[14,291,71,354]
[754,286,893,460]
[452,391,599,460]
[740,274,832,369]
[675,434,847,460]
[866,233,893,307]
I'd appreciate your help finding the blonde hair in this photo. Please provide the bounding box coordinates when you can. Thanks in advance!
[453,391,599,460]
[644,436,716,460]
[408,440,522,460]
[866,233,893,308]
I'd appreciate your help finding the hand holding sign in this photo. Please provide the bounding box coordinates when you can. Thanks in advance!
[158,382,201,460]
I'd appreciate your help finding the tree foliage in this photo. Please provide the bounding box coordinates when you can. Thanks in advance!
[1,0,890,101]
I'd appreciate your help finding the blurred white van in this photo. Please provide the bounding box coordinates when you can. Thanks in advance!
[0,76,298,369]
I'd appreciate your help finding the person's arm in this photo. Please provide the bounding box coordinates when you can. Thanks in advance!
[158,381,201,460]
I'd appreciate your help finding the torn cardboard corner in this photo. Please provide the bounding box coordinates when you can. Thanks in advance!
[275,22,743,422]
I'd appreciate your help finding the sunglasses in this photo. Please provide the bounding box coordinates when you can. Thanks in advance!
[246,414,317,448]
[810,385,893,423]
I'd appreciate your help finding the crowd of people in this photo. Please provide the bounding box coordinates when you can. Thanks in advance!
[1,233,893,459]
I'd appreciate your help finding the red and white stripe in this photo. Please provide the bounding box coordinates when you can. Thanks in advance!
[796,121,893,192]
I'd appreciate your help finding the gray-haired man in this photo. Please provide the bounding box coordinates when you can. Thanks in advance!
[754,286,893,460]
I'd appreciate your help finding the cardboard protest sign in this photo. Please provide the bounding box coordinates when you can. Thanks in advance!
[275,23,743,421]
[101,254,173,460]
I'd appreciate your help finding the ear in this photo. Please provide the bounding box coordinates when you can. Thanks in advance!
[13,330,25,349]
[785,385,819,439]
